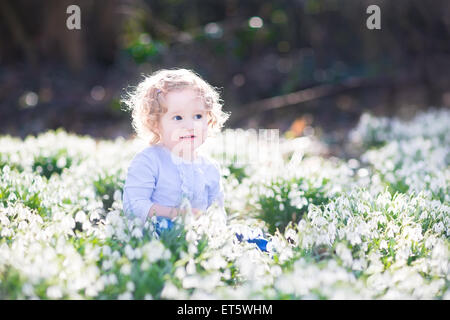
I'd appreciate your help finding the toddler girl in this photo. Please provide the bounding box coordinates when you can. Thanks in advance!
[122,68,268,251]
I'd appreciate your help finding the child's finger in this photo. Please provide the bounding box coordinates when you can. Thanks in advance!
[176,207,186,216]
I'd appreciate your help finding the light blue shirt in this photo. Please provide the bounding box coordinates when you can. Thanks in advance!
[122,143,224,224]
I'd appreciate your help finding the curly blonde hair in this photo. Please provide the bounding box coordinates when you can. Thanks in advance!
[122,68,231,145]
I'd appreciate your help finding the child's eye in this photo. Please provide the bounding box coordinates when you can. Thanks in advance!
[194,114,203,120]
[172,115,182,121]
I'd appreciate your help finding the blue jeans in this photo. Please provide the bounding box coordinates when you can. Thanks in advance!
[153,216,269,252]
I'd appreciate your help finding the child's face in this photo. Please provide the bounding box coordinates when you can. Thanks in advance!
[158,88,208,154]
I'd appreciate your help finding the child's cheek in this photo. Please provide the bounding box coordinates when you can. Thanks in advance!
[201,126,208,143]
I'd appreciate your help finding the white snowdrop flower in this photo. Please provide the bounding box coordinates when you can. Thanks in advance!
[327,222,336,238]
[186,259,196,275]
[433,221,444,234]
[103,224,114,237]
[111,250,121,261]
[131,227,143,239]
[159,218,168,229]
[140,260,150,271]
[89,210,100,222]
[161,282,186,299]
[275,276,295,294]
[301,233,314,249]
[102,245,112,256]
[46,285,63,299]
[191,290,219,300]
[376,214,387,225]
[118,292,133,300]
[424,235,437,250]
[186,230,197,242]
[108,274,118,285]
[265,240,275,253]
[150,215,158,224]
[366,256,384,275]
[297,219,307,231]
[352,259,366,271]
[134,247,142,260]
[336,243,353,267]
[175,266,186,279]
[271,265,282,277]
[204,254,227,270]
[102,259,113,270]
[116,230,129,242]
[75,211,86,223]
[419,210,428,220]
[113,190,122,202]
[367,273,390,293]
[120,263,132,275]
[379,239,388,250]
[431,241,448,261]
[316,233,331,246]
[182,275,201,289]
[18,220,28,230]
[106,210,121,225]
[61,216,75,231]
[284,228,298,246]
[22,283,35,297]
[387,228,395,239]
[124,245,135,260]
[162,248,170,260]
[0,213,9,227]
[188,243,198,255]
[313,216,327,227]
[85,285,100,297]
[142,239,169,263]
[347,231,362,246]
[126,281,135,292]
[7,192,17,202]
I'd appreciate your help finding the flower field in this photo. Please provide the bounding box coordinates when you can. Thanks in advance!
[0,108,449,299]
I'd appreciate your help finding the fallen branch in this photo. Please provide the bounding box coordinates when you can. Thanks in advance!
[229,75,407,126]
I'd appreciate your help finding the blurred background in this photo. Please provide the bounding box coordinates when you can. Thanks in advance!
[1,0,449,157]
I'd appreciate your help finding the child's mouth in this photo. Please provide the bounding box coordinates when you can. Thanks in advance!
[180,135,196,140]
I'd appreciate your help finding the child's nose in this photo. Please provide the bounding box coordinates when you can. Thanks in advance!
[184,119,201,131]
[185,118,194,129]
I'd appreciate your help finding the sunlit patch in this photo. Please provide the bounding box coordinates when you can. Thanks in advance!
[19,91,39,109]
[248,16,263,29]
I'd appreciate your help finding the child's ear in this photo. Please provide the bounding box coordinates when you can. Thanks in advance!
[207,111,213,124]
[152,126,161,140]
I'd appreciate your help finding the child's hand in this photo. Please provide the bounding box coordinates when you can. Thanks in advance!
[148,203,179,219]
[177,207,202,217]
[149,202,204,220]
[191,208,203,217]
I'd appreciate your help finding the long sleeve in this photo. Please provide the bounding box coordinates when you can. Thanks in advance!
[207,164,224,209]
[122,150,159,224]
